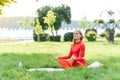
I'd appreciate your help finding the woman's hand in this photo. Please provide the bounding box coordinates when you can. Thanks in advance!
[71,56,77,60]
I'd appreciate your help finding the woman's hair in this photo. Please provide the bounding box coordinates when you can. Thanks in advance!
[73,30,83,44]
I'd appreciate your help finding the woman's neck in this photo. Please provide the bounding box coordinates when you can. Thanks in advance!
[75,39,81,43]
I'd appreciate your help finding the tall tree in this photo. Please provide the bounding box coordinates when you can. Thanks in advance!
[0,0,39,15]
[36,6,51,31]
[99,10,120,43]
[78,17,91,29]
[43,10,56,36]
[18,16,34,30]
[53,4,71,35]
[36,4,71,36]
[34,17,43,41]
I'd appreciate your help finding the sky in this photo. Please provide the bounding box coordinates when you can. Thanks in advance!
[1,0,120,21]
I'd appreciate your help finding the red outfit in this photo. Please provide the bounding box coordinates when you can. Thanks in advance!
[58,41,87,69]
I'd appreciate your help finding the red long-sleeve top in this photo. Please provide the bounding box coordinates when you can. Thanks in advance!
[59,41,85,60]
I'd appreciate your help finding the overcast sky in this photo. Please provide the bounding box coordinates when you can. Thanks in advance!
[1,0,120,21]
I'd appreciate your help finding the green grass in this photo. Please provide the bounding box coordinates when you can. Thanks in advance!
[0,38,120,80]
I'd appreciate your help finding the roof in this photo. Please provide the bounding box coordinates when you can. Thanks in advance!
[0,17,80,30]
[0,17,34,30]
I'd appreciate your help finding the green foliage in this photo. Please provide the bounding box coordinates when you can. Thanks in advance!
[99,33,105,37]
[85,29,97,41]
[34,18,43,35]
[116,33,120,37]
[98,19,104,23]
[37,6,51,31]
[0,0,16,14]
[1,41,120,79]
[18,16,33,30]
[50,35,61,42]
[43,10,56,36]
[64,32,73,41]
[43,10,56,28]
[78,17,91,29]
[36,4,71,36]
[108,19,115,23]
[53,4,71,35]
[34,25,42,35]
[0,9,2,14]
[33,31,50,42]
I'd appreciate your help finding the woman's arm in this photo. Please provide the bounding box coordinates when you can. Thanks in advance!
[59,47,73,59]
[76,43,85,60]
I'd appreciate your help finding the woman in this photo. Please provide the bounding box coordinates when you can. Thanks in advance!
[54,30,87,69]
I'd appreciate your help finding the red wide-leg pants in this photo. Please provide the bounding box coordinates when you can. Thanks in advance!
[59,59,87,69]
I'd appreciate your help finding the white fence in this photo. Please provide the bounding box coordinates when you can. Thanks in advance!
[0,28,33,40]
[0,28,119,40]
[0,28,83,40]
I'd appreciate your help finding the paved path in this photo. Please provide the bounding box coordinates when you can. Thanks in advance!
[1,40,34,44]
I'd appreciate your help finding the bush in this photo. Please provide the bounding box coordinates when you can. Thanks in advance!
[98,19,104,23]
[99,33,105,37]
[109,19,115,23]
[103,30,109,40]
[50,35,61,42]
[85,29,97,41]
[116,33,120,37]
[33,31,50,42]
[64,32,73,41]
[40,33,50,41]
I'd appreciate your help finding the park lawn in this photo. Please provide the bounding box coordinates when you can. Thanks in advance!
[0,38,120,80]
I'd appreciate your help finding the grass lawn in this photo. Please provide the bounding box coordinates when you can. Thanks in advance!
[0,37,120,80]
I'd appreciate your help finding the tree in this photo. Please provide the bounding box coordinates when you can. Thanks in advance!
[78,17,97,41]
[36,4,71,36]
[18,16,34,30]
[96,10,120,43]
[78,17,91,29]
[53,4,71,36]
[36,6,51,31]
[43,10,56,36]
[34,17,43,41]
[0,0,39,15]
[0,0,16,14]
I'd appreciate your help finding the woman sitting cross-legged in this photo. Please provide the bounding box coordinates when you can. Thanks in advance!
[54,30,87,69]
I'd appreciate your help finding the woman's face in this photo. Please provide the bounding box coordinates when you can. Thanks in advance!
[73,31,81,40]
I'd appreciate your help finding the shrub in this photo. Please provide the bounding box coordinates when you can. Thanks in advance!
[108,19,115,23]
[85,29,97,41]
[99,33,105,37]
[64,32,73,41]
[33,31,50,42]
[99,31,109,38]
[116,33,120,37]
[50,35,61,42]
[98,19,104,23]
[40,33,50,41]
[103,31,109,40]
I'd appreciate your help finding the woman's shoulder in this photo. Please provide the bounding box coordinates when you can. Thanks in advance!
[81,41,85,45]
[78,41,85,47]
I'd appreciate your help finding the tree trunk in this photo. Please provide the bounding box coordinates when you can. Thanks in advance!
[37,34,40,42]
[51,29,54,36]
[55,30,58,36]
